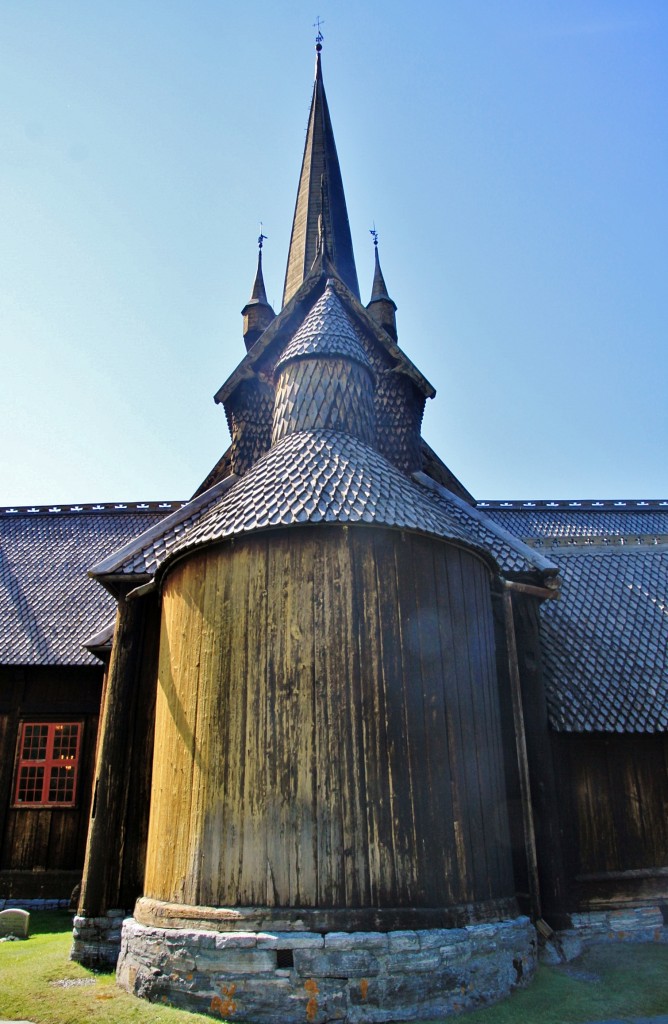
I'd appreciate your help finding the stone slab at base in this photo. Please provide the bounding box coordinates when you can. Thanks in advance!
[117,916,536,1022]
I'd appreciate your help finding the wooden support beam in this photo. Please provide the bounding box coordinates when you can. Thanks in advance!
[77,590,160,917]
[502,589,542,921]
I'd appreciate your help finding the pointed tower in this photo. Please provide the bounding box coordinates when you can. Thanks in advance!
[241,233,275,351]
[101,36,545,1024]
[366,232,398,340]
[282,37,359,305]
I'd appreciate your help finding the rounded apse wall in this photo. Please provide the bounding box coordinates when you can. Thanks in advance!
[142,525,515,928]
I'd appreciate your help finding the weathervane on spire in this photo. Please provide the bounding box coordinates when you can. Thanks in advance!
[314,16,324,51]
[370,224,379,248]
[258,223,267,251]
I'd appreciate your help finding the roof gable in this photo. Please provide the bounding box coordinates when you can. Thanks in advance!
[215,264,435,408]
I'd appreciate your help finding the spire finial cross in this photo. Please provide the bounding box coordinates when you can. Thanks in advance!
[314,16,324,50]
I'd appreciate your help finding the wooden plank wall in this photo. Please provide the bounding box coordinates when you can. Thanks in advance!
[506,594,570,924]
[0,666,102,888]
[144,526,515,913]
[551,731,668,909]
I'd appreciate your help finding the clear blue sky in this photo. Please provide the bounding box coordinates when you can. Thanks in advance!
[2,1,666,504]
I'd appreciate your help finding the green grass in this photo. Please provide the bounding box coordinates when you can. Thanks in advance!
[1,912,667,1023]
[0,911,212,1024]
[462,942,668,1023]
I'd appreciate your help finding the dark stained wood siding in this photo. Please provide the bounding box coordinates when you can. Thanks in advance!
[551,731,668,910]
[78,591,161,917]
[144,526,515,913]
[495,593,570,924]
[0,666,102,896]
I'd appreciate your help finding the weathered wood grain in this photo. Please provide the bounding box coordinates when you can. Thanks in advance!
[551,731,668,909]
[144,526,515,917]
[78,591,160,916]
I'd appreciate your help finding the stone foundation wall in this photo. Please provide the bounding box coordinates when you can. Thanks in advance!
[543,905,668,963]
[117,916,536,1022]
[568,905,667,943]
[71,910,126,968]
[0,898,70,911]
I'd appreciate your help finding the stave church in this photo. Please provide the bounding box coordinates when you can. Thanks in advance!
[1,36,667,1020]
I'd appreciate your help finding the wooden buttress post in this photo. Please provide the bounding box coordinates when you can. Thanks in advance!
[77,589,160,918]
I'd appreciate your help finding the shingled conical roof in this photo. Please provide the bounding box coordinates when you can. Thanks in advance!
[282,46,359,307]
[276,280,371,372]
[248,247,269,306]
[369,244,396,309]
[241,242,276,351]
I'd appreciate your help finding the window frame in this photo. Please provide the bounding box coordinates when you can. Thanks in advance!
[11,721,84,809]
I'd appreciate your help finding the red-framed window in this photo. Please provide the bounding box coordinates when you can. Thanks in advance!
[12,722,82,808]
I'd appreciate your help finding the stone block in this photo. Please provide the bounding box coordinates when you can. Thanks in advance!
[213,930,257,949]
[163,951,197,973]
[387,930,420,952]
[231,975,347,1024]
[0,908,30,939]
[325,931,389,952]
[416,928,453,950]
[195,948,276,974]
[256,930,324,949]
[377,966,461,1004]
[439,940,472,961]
[385,950,442,974]
[294,948,380,978]
[174,928,216,948]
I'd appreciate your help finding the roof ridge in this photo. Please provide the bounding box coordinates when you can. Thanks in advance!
[0,501,185,517]
[477,499,668,509]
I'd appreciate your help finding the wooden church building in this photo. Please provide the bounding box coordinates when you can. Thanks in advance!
[2,37,667,1021]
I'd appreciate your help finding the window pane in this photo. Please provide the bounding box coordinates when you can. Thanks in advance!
[52,723,79,760]
[48,765,76,803]
[17,765,44,802]
[21,724,48,761]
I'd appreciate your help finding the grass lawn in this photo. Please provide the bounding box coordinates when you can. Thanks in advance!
[1,911,667,1023]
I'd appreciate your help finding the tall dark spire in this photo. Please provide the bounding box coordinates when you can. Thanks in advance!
[282,38,360,307]
[242,231,275,351]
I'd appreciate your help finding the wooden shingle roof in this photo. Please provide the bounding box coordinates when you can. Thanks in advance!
[0,503,177,666]
[481,501,668,733]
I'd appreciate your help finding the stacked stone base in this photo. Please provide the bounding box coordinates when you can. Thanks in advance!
[71,910,126,968]
[117,916,536,1022]
[569,905,667,943]
[541,905,668,964]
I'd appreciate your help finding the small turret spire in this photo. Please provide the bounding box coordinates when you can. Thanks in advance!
[282,31,360,307]
[366,228,397,339]
[242,228,275,351]
[249,228,269,304]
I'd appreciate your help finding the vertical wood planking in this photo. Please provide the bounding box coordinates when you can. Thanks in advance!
[144,527,515,912]
[313,535,341,904]
[357,532,397,904]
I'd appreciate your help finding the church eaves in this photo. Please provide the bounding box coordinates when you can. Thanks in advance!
[282,45,360,307]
